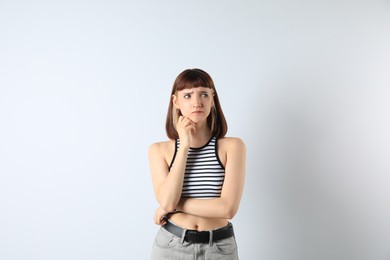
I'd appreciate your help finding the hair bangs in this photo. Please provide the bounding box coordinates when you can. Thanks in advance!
[174,69,212,92]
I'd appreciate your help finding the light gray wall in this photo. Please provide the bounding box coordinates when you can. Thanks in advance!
[1,1,389,259]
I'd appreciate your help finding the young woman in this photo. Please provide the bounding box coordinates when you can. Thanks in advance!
[148,68,246,259]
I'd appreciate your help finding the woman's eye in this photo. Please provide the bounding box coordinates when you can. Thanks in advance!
[184,94,191,99]
[201,93,209,97]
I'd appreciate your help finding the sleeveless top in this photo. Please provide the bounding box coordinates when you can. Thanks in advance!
[169,136,225,199]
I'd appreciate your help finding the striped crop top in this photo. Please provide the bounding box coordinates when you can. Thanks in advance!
[169,136,225,199]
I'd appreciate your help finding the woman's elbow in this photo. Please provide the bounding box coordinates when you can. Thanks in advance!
[161,204,176,213]
[225,208,238,219]
[222,202,239,219]
[158,197,178,213]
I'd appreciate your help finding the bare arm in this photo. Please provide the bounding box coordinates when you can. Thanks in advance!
[149,142,189,212]
[149,116,195,213]
[176,137,246,219]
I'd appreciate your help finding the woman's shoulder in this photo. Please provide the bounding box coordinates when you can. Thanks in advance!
[148,139,176,157]
[217,136,246,152]
[217,136,245,147]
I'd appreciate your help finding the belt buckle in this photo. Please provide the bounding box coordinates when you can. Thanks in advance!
[186,230,210,243]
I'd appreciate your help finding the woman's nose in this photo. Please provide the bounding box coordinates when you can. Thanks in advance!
[192,97,202,107]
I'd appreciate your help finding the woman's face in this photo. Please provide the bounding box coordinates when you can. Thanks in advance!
[173,87,214,123]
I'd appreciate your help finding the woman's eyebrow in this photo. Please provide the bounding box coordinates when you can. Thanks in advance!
[183,88,209,95]
[195,88,210,92]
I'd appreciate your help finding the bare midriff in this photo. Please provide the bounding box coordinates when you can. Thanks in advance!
[169,212,228,231]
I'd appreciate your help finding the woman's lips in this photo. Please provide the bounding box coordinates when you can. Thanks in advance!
[191,111,203,115]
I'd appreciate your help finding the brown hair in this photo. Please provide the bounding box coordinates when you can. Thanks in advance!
[165,68,228,140]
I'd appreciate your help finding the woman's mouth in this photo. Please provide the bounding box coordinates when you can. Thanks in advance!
[191,111,203,115]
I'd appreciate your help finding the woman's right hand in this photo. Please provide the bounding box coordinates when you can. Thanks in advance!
[153,207,169,225]
[177,116,195,148]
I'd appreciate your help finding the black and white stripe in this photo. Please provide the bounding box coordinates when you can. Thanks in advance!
[170,137,225,199]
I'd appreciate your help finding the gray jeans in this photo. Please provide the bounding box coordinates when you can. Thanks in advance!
[151,225,239,260]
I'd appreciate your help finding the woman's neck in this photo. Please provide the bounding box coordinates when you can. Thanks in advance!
[189,122,212,148]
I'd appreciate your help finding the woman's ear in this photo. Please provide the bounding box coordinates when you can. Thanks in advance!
[172,94,179,109]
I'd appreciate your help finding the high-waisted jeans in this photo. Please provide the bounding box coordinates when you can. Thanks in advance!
[151,222,239,260]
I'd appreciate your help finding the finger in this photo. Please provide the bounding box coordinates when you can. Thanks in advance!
[186,122,196,129]
[178,118,188,128]
[179,116,188,125]
[182,118,194,127]
[183,117,194,123]
[154,215,162,224]
[181,117,190,125]
[180,116,193,124]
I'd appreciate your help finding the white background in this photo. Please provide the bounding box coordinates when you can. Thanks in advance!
[1,1,390,259]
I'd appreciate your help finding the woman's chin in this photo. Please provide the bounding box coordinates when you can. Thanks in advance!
[188,116,202,122]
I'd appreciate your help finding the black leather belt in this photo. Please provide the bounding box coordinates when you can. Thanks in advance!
[163,221,235,244]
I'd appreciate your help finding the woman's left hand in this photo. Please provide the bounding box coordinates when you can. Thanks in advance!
[153,207,169,225]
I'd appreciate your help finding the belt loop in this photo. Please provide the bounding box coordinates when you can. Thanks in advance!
[208,230,213,246]
[180,228,187,244]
